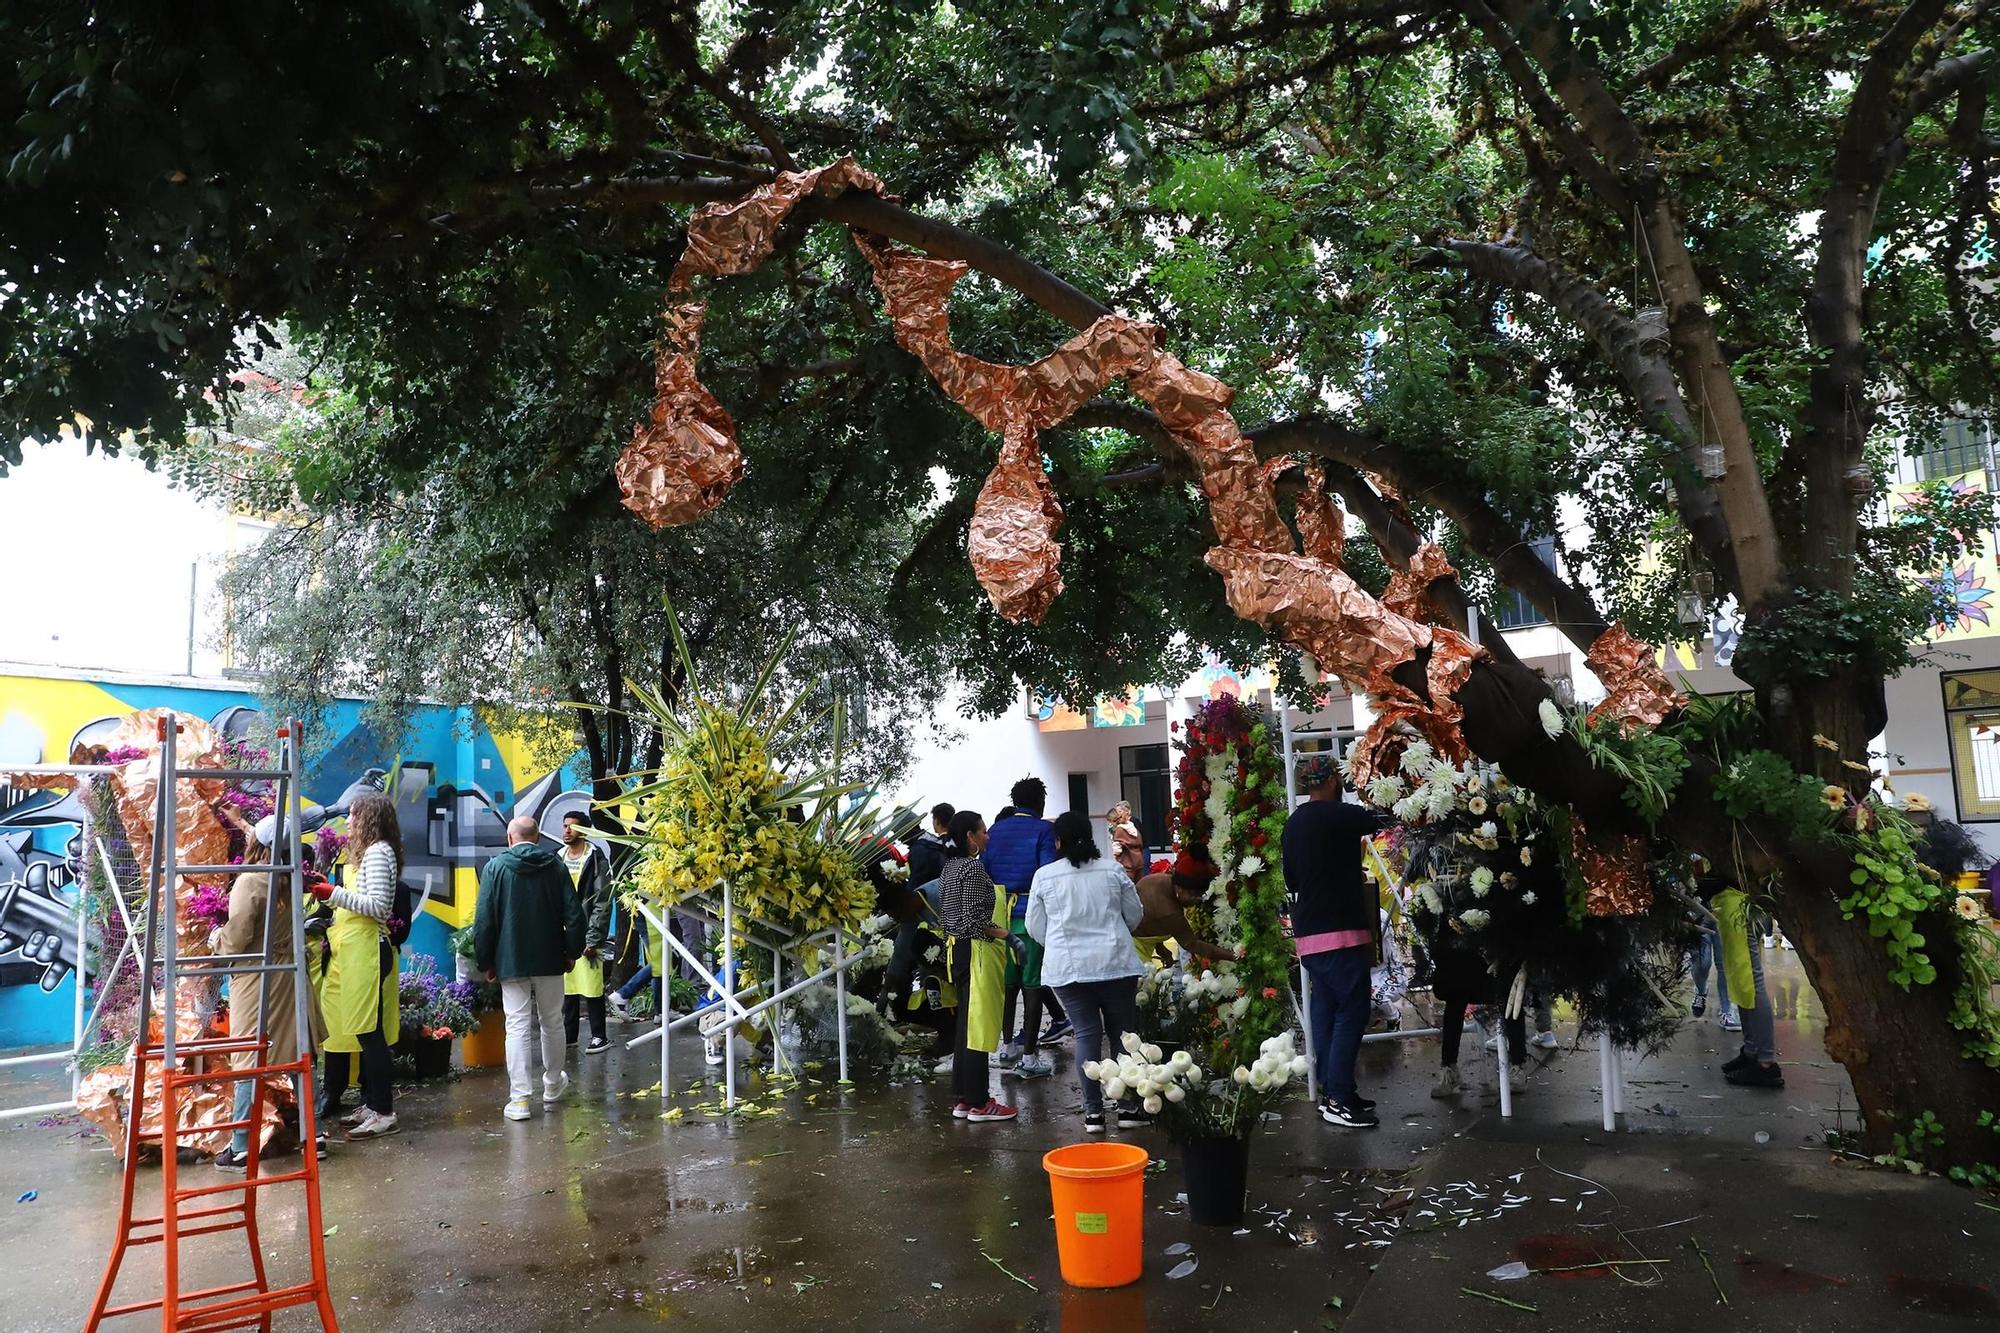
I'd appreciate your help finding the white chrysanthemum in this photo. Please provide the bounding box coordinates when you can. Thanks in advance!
[1416,884,1444,916]
[1238,854,1265,877]
[1478,821,1498,839]
[1365,775,1405,807]
[1538,699,1565,739]
[1458,908,1491,929]
[1398,739,1435,776]
[1521,891,1537,905]
[1470,866,1495,897]
[1233,1066,1251,1085]
[1393,795,1425,823]
[1122,1031,1143,1054]
[1520,846,1535,866]
[1424,781,1458,820]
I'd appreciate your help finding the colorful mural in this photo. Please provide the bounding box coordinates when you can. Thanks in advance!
[0,668,590,1047]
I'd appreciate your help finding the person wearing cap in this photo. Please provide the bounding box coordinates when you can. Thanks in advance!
[1130,851,1241,966]
[1282,753,1392,1129]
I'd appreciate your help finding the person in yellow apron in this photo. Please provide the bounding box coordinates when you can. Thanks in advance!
[938,810,1016,1122]
[557,813,613,1054]
[308,792,402,1139]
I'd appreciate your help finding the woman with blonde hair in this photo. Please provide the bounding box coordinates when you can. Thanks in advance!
[1106,802,1145,883]
[306,791,402,1139]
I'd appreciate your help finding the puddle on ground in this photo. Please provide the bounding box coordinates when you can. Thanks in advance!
[663,1195,746,1215]
[1885,1273,1999,1318]
[643,1243,774,1291]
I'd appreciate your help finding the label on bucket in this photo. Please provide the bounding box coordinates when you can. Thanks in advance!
[1074,1212,1108,1234]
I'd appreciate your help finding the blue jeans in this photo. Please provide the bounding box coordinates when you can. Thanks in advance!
[1691,929,1735,1012]
[1739,917,1776,1062]
[1302,945,1373,1106]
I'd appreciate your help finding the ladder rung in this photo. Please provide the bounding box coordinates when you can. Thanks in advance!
[169,864,299,876]
[175,1167,311,1201]
[166,960,305,976]
[137,1035,269,1059]
[130,1199,248,1230]
[177,1281,321,1331]
[127,1216,251,1246]
[173,768,296,782]
[161,1056,310,1083]
[100,1279,260,1318]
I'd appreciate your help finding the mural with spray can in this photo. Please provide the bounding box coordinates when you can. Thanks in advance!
[0,667,591,1048]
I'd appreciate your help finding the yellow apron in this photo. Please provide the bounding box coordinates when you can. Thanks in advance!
[960,891,1011,1053]
[564,854,605,998]
[1712,889,1757,1010]
[320,908,399,1052]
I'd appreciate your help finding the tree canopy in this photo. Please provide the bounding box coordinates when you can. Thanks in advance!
[5,1,1999,1163]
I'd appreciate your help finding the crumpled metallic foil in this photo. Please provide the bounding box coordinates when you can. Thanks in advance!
[1207,548,1432,689]
[971,431,1068,623]
[67,712,272,1156]
[1572,819,1654,917]
[1422,627,1484,740]
[617,302,745,528]
[1129,353,1296,555]
[1381,542,1458,626]
[1586,622,1682,732]
[1295,462,1345,566]
[671,157,886,288]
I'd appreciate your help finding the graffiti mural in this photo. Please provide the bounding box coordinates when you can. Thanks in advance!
[0,667,591,1047]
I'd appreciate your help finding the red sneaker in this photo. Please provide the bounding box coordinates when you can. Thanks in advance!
[967,1099,1018,1123]
[951,1102,971,1119]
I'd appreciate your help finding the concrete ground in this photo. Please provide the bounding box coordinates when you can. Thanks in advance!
[3,950,1995,1331]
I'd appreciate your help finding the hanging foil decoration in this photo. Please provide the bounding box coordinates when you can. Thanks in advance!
[1381,541,1458,627]
[1586,622,1682,732]
[1572,819,1654,917]
[1295,461,1345,567]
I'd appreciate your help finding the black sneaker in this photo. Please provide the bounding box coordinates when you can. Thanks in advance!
[1040,1017,1075,1043]
[1721,1051,1754,1074]
[213,1147,249,1173]
[585,1036,610,1054]
[1321,1099,1380,1128]
[1692,998,1707,1017]
[1083,1112,1106,1135]
[1116,1105,1153,1129]
[1725,1061,1785,1088]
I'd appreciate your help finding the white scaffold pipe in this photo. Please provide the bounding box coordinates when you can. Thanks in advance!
[1599,1037,1616,1132]
[834,929,850,1086]
[1294,971,1317,1105]
[722,882,735,1108]
[1496,1020,1513,1119]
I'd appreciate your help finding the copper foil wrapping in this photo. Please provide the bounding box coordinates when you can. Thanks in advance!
[1422,627,1483,740]
[1129,353,1296,554]
[618,302,745,528]
[1381,542,1458,627]
[971,431,1068,622]
[1296,462,1345,566]
[1586,622,1682,732]
[1207,548,1431,690]
[672,158,885,287]
[1572,819,1654,917]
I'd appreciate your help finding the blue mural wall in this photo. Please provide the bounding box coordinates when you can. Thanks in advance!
[0,668,590,1049]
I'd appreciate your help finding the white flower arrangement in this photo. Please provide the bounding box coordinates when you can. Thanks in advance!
[1398,739,1436,776]
[877,859,910,883]
[1470,866,1494,897]
[1365,775,1406,806]
[1520,891,1537,905]
[1083,1030,1305,1131]
[1237,854,1266,878]
[860,913,896,938]
[1538,699,1565,739]
[1458,908,1491,930]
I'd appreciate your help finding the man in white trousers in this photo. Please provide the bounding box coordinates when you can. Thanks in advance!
[473,816,586,1121]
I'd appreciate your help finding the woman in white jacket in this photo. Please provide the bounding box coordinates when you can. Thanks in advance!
[1026,811,1145,1134]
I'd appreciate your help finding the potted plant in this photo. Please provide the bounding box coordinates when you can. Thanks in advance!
[450,925,508,1068]
[1085,1028,1307,1226]
[395,956,477,1079]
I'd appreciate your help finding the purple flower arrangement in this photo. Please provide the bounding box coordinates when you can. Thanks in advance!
[397,957,478,1039]
[184,882,232,931]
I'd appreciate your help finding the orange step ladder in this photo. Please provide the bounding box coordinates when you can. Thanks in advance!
[86,716,338,1331]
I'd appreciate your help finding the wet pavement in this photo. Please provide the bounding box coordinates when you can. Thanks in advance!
[3,950,1996,1331]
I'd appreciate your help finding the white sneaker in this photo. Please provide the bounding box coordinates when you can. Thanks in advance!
[543,1071,570,1105]
[1010,1053,1054,1079]
[932,1054,955,1075]
[348,1110,399,1139]
[1430,1065,1464,1099]
[340,1106,370,1128]
[703,1036,726,1066]
[1532,1031,1558,1049]
[607,993,630,1019]
[503,1099,532,1121]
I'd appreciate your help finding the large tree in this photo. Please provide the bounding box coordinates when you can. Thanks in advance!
[4,2,1997,1165]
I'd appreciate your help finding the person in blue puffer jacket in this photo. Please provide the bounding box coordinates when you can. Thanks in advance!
[980,777,1070,1078]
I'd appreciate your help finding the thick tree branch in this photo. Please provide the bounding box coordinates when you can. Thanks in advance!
[1440,239,1739,593]
[1473,0,1786,611]
[524,0,655,160]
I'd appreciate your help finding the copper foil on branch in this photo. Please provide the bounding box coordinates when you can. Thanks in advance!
[970,431,1068,623]
[1207,548,1431,690]
[1572,819,1654,917]
[1586,622,1682,732]
[1381,542,1458,627]
[1295,461,1345,567]
[617,303,744,529]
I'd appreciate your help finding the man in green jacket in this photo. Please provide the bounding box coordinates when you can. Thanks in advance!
[475,816,587,1121]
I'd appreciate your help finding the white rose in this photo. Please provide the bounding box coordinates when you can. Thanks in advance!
[1122,1031,1143,1054]
[1233,1066,1251,1085]
[1538,699,1565,738]
[1164,1084,1186,1103]
[1106,1078,1128,1100]
[1290,1056,1308,1076]
[1141,1043,1163,1063]
[1143,1095,1164,1114]
[1082,1060,1101,1080]
[1249,1071,1271,1092]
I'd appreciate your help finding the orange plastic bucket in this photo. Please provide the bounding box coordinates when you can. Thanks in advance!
[1043,1142,1150,1288]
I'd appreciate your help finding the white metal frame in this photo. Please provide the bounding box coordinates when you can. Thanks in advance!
[622,881,860,1110]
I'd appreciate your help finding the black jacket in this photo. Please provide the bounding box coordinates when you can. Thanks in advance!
[907,832,947,893]
[1282,798,1392,940]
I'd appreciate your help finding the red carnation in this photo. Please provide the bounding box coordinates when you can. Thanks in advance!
[1251,831,1269,848]
[1261,986,1278,1000]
